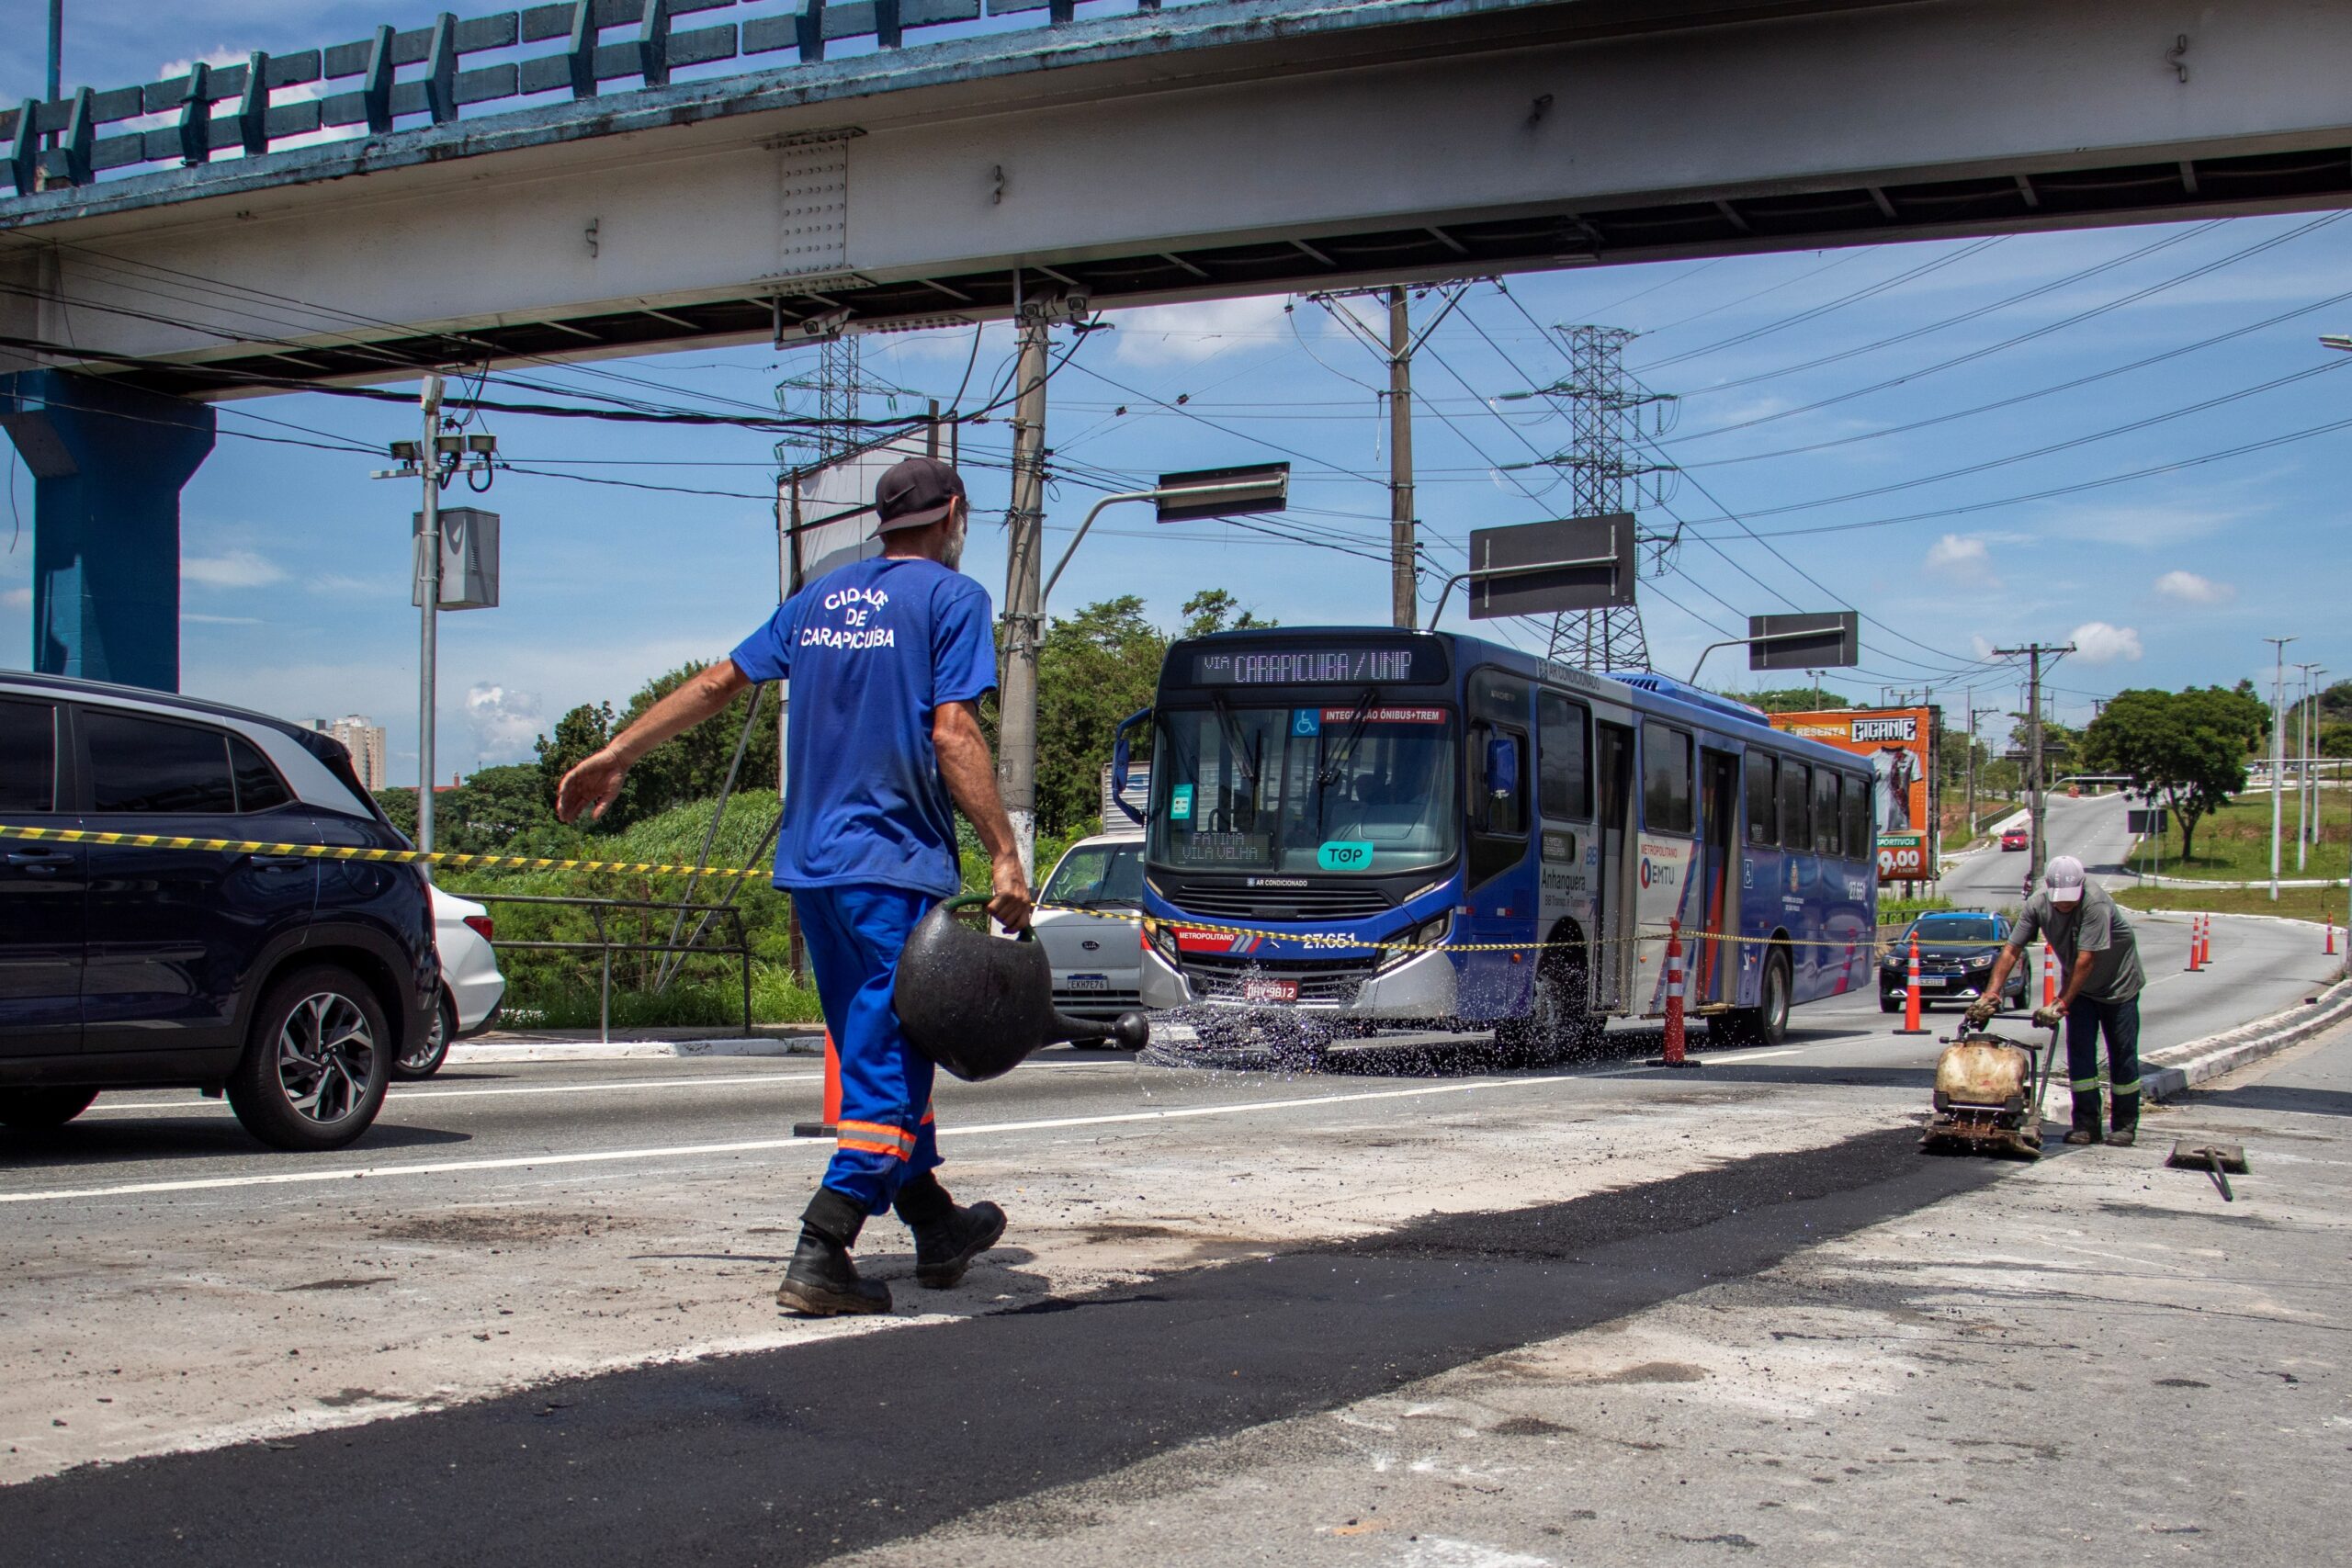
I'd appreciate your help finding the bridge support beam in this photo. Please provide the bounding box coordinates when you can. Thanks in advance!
[0,369,216,693]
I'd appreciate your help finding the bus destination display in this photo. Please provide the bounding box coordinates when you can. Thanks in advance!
[1191,647,1419,685]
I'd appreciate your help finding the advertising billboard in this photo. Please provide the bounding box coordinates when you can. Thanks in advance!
[1767,706,1939,880]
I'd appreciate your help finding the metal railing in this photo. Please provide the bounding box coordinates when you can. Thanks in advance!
[2,0,1216,197]
[465,889,753,1042]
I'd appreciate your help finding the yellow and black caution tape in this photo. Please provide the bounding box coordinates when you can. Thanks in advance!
[0,822,1984,961]
[0,822,774,882]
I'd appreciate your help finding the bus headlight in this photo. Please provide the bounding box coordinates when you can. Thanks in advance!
[1382,911,1451,970]
[1145,919,1182,967]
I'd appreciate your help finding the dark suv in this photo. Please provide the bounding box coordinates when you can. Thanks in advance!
[0,673,435,1150]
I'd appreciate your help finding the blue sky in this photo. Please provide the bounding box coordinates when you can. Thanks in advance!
[6,4,2349,783]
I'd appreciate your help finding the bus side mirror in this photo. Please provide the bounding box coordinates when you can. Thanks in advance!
[1111,706,1152,826]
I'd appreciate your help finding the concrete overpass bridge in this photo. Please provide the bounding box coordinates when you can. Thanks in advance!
[4,0,2351,687]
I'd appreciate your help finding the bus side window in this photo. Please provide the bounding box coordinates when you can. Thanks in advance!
[1842,772,1871,860]
[1641,723,1694,835]
[1536,692,1590,819]
[1812,767,1840,855]
[1744,752,1776,846]
[1780,761,1811,852]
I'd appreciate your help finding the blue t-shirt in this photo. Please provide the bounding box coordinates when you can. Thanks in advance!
[729,556,997,895]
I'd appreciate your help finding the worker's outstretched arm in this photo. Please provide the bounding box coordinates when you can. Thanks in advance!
[933,697,1033,930]
[2056,949,2098,1011]
[556,659,751,823]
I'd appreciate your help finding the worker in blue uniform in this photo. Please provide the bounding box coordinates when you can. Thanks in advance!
[558,457,1033,1314]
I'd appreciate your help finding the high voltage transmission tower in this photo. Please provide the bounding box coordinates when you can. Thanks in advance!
[1511,326,1679,672]
[774,335,871,468]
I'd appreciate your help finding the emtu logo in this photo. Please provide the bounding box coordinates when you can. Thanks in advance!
[1640,857,1680,889]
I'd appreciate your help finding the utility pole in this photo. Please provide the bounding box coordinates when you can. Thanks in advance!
[2265,636,2295,901]
[2296,661,2322,873]
[1311,284,1481,627]
[1962,691,1980,839]
[413,376,447,857]
[1807,669,1824,709]
[996,297,1054,884]
[1386,288,1417,629]
[1994,642,2074,892]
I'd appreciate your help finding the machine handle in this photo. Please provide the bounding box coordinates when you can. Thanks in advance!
[938,893,1036,942]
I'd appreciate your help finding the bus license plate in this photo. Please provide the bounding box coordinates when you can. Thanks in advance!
[1241,978,1299,1003]
[1065,974,1110,992]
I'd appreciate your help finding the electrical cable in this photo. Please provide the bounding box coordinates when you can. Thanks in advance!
[1667,210,2347,443]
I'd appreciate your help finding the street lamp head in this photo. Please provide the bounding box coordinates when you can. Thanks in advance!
[389,439,421,462]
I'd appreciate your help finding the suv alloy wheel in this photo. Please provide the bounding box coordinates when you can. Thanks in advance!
[227,965,391,1151]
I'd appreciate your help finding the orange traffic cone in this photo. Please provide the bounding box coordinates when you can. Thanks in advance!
[1654,919,1700,1067]
[2042,942,2058,1009]
[2327,916,2337,957]
[2187,915,2203,973]
[792,1030,842,1138]
[1896,934,1930,1035]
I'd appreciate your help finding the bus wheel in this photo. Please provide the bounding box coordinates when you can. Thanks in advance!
[1495,955,1596,1066]
[1725,950,1792,1046]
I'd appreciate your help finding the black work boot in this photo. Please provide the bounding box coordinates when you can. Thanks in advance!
[2109,1090,2140,1148]
[894,1172,1007,1290]
[2066,1094,2104,1145]
[776,1187,891,1316]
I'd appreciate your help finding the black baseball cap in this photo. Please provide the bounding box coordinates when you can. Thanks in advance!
[873,456,967,534]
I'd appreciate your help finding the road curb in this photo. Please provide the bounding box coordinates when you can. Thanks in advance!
[450,1033,824,1064]
[2142,973,2352,1101]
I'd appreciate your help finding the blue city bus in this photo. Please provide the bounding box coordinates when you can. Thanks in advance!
[1112,627,1878,1053]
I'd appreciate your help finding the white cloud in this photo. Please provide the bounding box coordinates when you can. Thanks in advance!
[184,613,263,625]
[2154,570,2234,604]
[1924,533,2001,587]
[1969,633,1996,660]
[1108,295,1295,367]
[466,682,544,764]
[2068,621,2143,665]
[182,549,286,589]
[1,586,28,611]
[307,571,379,596]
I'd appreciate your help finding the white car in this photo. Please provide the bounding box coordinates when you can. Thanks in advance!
[1032,834,1145,1031]
[395,886,507,1079]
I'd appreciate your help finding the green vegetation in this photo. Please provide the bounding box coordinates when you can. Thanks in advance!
[2122,790,2349,885]
[2080,685,2268,862]
[1881,892,1956,924]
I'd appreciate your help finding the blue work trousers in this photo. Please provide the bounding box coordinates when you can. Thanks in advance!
[795,883,942,1213]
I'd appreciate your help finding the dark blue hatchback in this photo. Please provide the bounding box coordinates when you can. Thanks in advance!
[0,673,435,1150]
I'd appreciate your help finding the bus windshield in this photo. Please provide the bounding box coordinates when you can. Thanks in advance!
[1148,700,1456,874]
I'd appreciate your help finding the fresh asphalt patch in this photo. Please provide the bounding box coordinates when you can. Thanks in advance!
[0,1124,2010,1567]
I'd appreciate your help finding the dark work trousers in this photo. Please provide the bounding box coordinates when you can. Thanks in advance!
[2064,994,2142,1132]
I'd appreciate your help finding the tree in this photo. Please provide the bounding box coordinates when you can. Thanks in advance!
[2079,685,2268,861]
[1181,588,1273,638]
[531,665,779,831]
[1035,596,1168,837]
[1732,687,1850,714]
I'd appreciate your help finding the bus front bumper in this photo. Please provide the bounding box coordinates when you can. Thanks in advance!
[1138,943,1458,1019]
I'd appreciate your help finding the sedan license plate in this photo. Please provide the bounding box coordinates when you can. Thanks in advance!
[1240,977,1300,1003]
[1064,974,1110,993]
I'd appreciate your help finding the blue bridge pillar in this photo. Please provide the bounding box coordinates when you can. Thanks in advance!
[0,369,217,693]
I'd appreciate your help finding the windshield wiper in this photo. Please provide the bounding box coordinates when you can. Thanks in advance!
[1317,686,1380,788]
[1209,692,1261,790]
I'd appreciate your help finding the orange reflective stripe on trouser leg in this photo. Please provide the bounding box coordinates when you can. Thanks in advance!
[837,1119,915,1159]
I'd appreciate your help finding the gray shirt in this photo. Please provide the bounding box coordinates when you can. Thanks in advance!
[2008,882,2144,1005]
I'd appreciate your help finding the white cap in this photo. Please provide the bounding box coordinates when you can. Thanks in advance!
[2045,854,2086,904]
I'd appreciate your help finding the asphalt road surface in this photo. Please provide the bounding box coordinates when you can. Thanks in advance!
[0,783,2340,1565]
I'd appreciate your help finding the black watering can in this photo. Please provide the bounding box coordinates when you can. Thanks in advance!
[893,896,1150,1082]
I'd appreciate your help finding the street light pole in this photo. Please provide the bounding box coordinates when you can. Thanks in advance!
[2265,635,2296,902]
[414,376,447,857]
[2296,661,2323,874]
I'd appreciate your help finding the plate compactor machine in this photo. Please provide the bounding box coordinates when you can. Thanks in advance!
[1922,1026,2059,1160]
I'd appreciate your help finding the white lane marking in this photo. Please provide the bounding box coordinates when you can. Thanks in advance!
[76,1058,1136,1117]
[76,1073,828,1115]
[0,1076,1553,1206]
[1696,1047,1802,1064]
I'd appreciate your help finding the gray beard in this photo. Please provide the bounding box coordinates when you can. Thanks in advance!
[941,523,967,571]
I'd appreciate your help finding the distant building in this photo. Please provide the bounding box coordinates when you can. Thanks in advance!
[310,715,388,790]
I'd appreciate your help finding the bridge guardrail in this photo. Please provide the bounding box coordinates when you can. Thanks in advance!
[5,0,1213,198]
